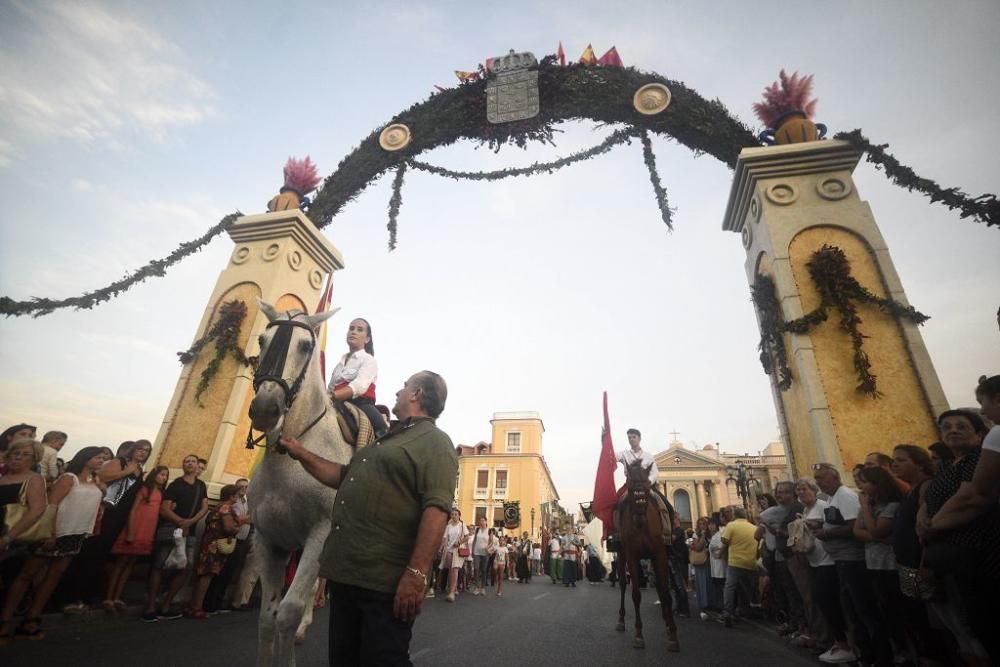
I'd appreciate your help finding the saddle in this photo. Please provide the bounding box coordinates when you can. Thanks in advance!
[333,400,375,450]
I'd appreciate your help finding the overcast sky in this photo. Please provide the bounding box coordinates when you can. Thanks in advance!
[1,1,998,511]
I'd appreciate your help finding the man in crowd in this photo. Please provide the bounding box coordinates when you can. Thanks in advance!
[39,430,67,484]
[755,481,805,635]
[720,506,757,627]
[143,453,209,621]
[667,514,691,616]
[196,458,208,477]
[865,451,911,494]
[282,371,456,666]
[616,428,673,543]
[812,463,889,665]
[548,529,562,583]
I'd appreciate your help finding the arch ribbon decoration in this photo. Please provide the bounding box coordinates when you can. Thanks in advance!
[1,56,996,318]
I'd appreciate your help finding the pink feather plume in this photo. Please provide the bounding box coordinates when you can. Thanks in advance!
[752,70,818,128]
[282,156,321,195]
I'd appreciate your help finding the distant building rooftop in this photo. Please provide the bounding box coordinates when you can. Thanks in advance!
[491,411,544,430]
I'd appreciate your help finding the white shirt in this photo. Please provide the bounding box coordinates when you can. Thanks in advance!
[616,447,659,485]
[233,495,251,541]
[804,501,835,567]
[54,473,103,538]
[327,349,377,398]
[39,445,60,482]
[471,527,490,556]
[708,531,726,578]
[549,537,561,556]
[983,425,1000,453]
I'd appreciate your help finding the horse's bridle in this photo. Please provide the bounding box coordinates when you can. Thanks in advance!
[246,313,326,450]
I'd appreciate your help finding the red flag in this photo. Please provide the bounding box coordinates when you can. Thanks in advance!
[557,41,566,67]
[593,391,618,539]
[597,46,623,67]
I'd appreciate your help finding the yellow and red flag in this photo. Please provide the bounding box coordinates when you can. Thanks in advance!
[597,46,623,67]
[579,44,597,65]
[455,70,478,82]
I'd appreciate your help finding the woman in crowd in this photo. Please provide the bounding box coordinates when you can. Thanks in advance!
[852,465,903,664]
[927,441,954,474]
[919,409,996,664]
[796,476,853,664]
[469,516,490,596]
[0,439,48,593]
[440,508,468,602]
[103,465,169,610]
[689,517,711,612]
[62,440,149,612]
[0,425,36,476]
[891,444,949,663]
[516,531,532,583]
[186,484,240,620]
[328,318,386,437]
[706,517,726,617]
[1,446,105,641]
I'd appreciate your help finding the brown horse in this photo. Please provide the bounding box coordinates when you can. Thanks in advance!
[614,459,680,652]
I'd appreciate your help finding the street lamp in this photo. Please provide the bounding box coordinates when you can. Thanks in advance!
[530,507,535,537]
[726,461,759,510]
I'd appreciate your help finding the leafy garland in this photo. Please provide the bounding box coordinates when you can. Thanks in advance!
[639,130,674,229]
[0,212,242,318]
[4,58,998,319]
[752,245,929,397]
[177,299,253,405]
[835,130,999,228]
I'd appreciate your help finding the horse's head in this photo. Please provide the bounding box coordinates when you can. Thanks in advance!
[625,460,652,507]
[248,298,339,433]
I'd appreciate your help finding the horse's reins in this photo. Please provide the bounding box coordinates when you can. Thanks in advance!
[246,314,326,450]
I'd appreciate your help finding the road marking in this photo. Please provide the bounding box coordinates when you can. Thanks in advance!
[532,592,551,600]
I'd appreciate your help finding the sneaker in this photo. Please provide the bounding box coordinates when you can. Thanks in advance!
[158,610,183,621]
[62,602,87,615]
[425,590,435,599]
[496,592,502,597]
[445,593,455,603]
[791,634,815,648]
[188,610,208,620]
[818,647,856,664]
[141,612,159,623]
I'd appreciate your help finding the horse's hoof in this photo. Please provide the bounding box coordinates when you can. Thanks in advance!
[667,640,680,652]
[615,622,626,632]
[633,637,645,649]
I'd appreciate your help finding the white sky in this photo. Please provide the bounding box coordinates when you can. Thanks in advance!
[1,1,998,512]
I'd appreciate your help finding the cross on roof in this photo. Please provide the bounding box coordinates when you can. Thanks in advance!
[670,429,680,442]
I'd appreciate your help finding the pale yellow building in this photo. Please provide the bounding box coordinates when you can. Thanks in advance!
[453,411,560,540]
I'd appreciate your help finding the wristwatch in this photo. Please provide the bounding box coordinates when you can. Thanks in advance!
[404,565,424,580]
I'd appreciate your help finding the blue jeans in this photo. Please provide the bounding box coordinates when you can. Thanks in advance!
[723,565,757,619]
[474,555,489,590]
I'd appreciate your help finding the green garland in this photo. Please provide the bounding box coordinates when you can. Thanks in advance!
[4,56,998,319]
[177,298,252,405]
[835,130,999,228]
[0,212,242,318]
[752,245,929,397]
[386,163,407,251]
[639,130,674,229]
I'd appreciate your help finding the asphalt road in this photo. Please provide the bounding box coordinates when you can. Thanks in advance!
[1,578,818,666]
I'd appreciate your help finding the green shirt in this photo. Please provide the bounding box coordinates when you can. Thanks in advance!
[319,417,457,592]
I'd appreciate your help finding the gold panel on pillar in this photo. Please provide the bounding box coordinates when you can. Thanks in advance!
[788,228,938,470]
[223,292,307,478]
[159,282,261,469]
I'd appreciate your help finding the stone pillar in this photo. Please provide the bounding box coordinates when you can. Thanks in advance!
[722,140,948,480]
[152,210,345,495]
[694,481,706,519]
[710,480,723,512]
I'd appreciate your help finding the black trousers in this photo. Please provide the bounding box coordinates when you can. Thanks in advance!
[328,583,414,667]
[205,537,250,611]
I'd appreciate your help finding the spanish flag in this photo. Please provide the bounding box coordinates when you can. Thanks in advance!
[579,44,597,65]
[455,70,478,82]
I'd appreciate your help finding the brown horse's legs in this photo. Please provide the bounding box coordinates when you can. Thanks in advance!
[653,552,681,652]
[628,555,645,648]
[616,556,627,631]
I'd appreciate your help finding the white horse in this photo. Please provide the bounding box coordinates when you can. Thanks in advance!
[247,300,351,667]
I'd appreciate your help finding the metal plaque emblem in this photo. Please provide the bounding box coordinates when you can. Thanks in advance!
[486,50,539,124]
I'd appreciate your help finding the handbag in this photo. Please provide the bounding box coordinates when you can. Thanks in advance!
[213,537,236,555]
[898,564,936,600]
[689,546,708,566]
[3,481,56,543]
[103,473,137,508]
[458,546,470,558]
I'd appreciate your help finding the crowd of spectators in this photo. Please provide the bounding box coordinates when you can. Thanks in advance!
[678,375,1000,666]
[0,430,254,643]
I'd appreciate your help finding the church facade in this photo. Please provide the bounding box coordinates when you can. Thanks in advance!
[654,440,791,526]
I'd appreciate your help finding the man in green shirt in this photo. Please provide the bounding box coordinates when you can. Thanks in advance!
[281,371,456,666]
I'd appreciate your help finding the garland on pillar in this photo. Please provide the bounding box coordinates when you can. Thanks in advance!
[177,299,253,405]
[835,129,999,228]
[752,245,929,397]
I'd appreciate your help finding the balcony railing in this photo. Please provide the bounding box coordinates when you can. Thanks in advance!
[474,488,489,499]
[493,487,507,498]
